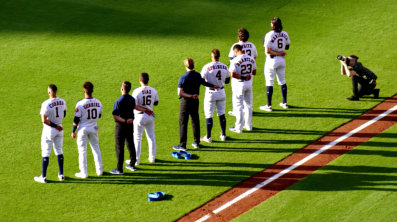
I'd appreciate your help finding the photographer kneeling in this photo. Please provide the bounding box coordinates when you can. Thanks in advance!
[339,55,379,101]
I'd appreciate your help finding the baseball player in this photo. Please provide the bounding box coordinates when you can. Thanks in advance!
[34,84,67,183]
[229,44,257,133]
[72,82,103,178]
[131,73,159,164]
[228,28,258,60]
[260,17,290,112]
[200,49,230,142]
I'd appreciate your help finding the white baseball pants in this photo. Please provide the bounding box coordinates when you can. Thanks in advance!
[134,113,156,163]
[265,57,286,86]
[41,127,63,157]
[77,127,103,176]
[232,85,253,131]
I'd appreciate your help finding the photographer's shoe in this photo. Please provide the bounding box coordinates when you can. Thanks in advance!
[373,89,380,99]
[346,96,359,101]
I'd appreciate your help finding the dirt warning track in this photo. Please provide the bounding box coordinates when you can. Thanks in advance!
[178,95,397,222]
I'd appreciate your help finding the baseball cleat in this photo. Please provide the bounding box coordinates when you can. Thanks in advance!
[173,146,187,151]
[244,126,253,131]
[346,96,359,101]
[149,159,155,163]
[220,134,227,141]
[110,169,124,175]
[260,105,272,112]
[228,111,235,116]
[125,165,137,171]
[200,136,212,143]
[58,174,65,181]
[229,127,242,133]
[191,142,200,149]
[126,159,139,166]
[75,172,88,179]
[34,175,47,183]
[279,103,288,109]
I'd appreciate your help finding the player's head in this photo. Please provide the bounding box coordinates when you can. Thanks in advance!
[121,81,131,94]
[233,44,243,56]
[348,55,359,66]
[140,72,149,85]
[48,84,57,97]
[238,28,249,42]
[184,58,195,70]
[271,17,283,32]
[211,49,220,61]
[83,81,94,95]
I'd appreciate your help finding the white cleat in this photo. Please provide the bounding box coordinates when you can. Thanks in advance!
[58,174,65,181]
[260,105,272,112]
[126,159,139,166]
[279,103,288,109]
[75,172,88,179]
[200,135,212,143]
[229,127,242,133]
[228,111,235,116]
[220,134,226,141]
[149,159,155,163]
[34,175,47,183]
[244,126,252,131]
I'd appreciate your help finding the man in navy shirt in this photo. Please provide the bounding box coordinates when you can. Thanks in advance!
[111,81,152,174]
[173,58,218,151]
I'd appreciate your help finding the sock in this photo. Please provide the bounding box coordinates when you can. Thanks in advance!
[281,84,287,104]
[42,157,49,178]
[57,154,64,175]
[219,115,226,136]
[266,86,273,106]
[206,118,213,138]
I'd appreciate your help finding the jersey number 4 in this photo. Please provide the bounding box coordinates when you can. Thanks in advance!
[215,70,222,80]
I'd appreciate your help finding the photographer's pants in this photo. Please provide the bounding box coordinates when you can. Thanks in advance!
[352,75,376,97]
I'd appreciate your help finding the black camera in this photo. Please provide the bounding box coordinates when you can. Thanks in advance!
[337,55,350,65]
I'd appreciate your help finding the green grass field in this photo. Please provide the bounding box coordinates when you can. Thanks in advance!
[0,0,396,221]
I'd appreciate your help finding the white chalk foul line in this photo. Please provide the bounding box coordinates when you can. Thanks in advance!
[195,104,397,222]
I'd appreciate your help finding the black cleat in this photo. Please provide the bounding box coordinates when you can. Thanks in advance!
[346,96,359,101]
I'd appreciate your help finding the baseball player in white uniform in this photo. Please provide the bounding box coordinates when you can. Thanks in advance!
[200,49,230,142]
[34,84,67,183]
[72,82,103,178]
[132,73,158,164]
[228,28,258,60]
[260,17,290,112]
[229,44,257,133]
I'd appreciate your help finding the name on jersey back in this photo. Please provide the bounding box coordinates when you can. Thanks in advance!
[207,64,228,72]
[235,57,255,66]
[48,100,64,108]
[83,102,101,109]
[271,32,289,42]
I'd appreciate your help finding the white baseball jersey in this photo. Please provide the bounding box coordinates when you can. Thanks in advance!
[132,86,159,114]
[229,54,257,88]
[40,97,67,126]
[200,61,230,94]
[263,30,290,59]
[229,41,258,60]
[74,98,103,129]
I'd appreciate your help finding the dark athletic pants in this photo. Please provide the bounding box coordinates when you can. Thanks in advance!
[115,122,136,171]
[179,98,200,148]
[352,75,376,98]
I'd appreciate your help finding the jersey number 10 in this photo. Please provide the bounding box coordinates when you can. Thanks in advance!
[87,109,98,119]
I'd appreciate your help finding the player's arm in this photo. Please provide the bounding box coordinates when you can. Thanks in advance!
[135,105,153,116]
[71,116,80,138]
[231,72,250,81]
[41,114,63,131]
[266,46,286,57]
[225,77,230,84]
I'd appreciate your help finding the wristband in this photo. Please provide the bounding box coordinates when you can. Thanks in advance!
[72,125,77,133]
[49,121,57,128]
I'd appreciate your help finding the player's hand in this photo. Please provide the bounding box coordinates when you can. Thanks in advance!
[245,75,251,81]
[56,125,63,131]
[145,109,154,116]
[71,132,76,139]
[280,52,286,56]
[126,119,133,124]
[213,85,220,89]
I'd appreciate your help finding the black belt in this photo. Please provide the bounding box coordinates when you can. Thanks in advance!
[137,112,144,114]
[209,87,224,91]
